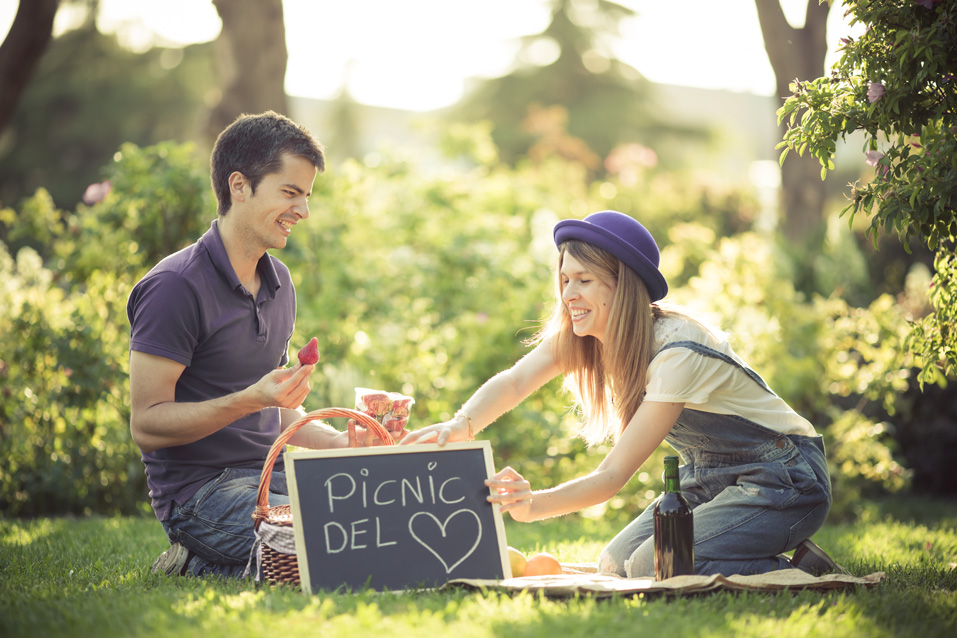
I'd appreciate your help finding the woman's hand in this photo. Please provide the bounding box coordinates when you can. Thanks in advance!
[485,466,534,522]
[398,415,470,446]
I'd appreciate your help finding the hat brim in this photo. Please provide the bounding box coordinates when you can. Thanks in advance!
[554,219,668,302]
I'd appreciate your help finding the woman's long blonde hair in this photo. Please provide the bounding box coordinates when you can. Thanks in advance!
[532,239,668,445]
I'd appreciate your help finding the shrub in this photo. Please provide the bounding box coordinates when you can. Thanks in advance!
[0,129,925,519]
[777,0,957,384]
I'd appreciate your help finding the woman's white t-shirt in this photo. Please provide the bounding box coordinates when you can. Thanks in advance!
[644,315,816,437]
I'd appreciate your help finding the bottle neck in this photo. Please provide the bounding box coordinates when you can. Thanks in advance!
[664,472,681,493]
[663,457,681,493]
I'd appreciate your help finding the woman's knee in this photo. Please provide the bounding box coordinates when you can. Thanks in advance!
[598,547,627,576]
[624,542,655,578]
[599,529,652,577]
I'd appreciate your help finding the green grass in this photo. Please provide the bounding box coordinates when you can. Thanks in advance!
[2,496,956,638]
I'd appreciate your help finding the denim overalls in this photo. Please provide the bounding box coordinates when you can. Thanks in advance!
[599,341,832,577]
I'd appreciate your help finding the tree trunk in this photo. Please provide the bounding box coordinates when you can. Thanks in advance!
[207,0,288,140]
[0,0,60,134]
[755,0,830,242]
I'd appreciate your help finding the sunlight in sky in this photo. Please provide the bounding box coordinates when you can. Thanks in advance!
[0,0,861,112]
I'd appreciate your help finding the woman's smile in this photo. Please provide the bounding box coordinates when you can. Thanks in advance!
[561,253,616,342]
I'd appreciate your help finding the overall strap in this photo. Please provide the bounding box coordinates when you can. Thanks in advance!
[658,340,775,395]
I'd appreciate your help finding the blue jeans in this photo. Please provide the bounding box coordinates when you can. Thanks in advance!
[161,467,289,578]
[599,341,832,578]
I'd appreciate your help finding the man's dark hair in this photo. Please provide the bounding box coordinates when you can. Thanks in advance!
[210,111,325,216]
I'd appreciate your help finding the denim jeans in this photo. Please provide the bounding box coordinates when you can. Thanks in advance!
[161,467,289,578]
[599,341,832,578]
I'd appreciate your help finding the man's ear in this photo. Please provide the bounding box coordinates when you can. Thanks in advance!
[227,171,248,203]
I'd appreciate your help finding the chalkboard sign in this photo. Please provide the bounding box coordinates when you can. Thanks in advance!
[285,441,510,593]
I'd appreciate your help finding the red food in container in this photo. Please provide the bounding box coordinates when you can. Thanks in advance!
[355,387,415,437]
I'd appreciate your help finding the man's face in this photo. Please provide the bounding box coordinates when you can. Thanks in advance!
[235,153,317,252]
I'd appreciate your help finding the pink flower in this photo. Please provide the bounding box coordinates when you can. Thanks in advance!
[865,150,889,177]
[864,151,884,167]
[82,180,112,205]
[867,82,885,103]
[916,0,940,8]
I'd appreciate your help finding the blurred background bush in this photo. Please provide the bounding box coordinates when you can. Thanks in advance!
[0,126,946,522]
[1,0,953,526]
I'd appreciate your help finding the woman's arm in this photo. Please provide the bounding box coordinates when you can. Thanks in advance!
[280,407,399,448]
[486,400,685,521]
[280,407,346,448]
[400,339,562,445]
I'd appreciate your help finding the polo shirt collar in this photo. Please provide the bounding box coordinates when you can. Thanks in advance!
[201,219,282,299]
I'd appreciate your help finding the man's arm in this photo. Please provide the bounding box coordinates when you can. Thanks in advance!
[129,350,314,454]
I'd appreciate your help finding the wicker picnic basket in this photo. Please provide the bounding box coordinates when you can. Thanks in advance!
[250,407,393,585]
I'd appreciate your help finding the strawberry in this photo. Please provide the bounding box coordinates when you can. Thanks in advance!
[297,337,320,365]
[363,393,391,416]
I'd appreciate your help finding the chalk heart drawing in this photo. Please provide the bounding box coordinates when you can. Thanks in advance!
[409,509,482,574]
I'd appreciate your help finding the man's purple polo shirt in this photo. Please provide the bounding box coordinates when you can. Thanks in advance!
[127,219,296,521]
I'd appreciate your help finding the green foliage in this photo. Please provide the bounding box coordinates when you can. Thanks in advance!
[0,23,215,210]
[66,141,212,281]
[0,141,209,517]
[776,0,957,383]
[287,146,591,502]
[0,124,929,518]
[2,499,957,638]
[904,249,957,386]
[670,228,914,518]
[0,243,142,516]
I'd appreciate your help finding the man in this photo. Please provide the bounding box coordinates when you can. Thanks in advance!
[128,111,379,578]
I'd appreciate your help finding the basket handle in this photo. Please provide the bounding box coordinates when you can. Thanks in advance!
[252,407,393,528]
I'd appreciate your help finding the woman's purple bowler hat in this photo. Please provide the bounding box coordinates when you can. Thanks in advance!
[553,210,668,302]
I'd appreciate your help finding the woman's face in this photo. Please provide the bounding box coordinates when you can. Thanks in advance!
[560,252,617,342]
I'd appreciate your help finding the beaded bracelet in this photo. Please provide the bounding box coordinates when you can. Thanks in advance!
[454,410,475,440]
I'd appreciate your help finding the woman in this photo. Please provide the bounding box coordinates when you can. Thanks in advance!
[402,210,842,577]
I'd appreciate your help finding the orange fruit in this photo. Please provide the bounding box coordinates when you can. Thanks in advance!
[507,546,526,577]
[524,551,563,576]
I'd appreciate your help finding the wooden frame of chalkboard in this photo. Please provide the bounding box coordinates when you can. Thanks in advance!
[286,440,511,593]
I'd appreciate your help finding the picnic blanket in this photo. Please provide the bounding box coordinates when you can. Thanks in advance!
[447,563,886,598]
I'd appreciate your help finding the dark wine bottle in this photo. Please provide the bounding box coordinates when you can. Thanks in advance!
[653,455,694,580]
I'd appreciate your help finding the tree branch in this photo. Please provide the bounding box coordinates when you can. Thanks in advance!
[0,0,60,134]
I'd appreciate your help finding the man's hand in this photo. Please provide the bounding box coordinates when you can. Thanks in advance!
[346,420,407,447]
[130,351,318,453]
[249,363,314,410]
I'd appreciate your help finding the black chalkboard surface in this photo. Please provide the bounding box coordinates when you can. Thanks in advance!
[286,441,510,593]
